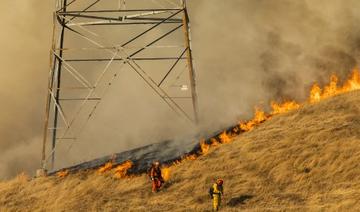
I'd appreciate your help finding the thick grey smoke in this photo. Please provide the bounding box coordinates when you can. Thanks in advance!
[191,0,360,130]
[1,0,360,179]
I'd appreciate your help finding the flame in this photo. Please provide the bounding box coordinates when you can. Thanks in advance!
[184,154,197,160]
[91,69,360,180]
[344,69,360,90]
[98,162,113,174]
[169,132,234,168]
[114,160,133,179]
[240,108,268,131]
[210,138,220,147]
[57,170,69,178]
[219,131,232,143]
[271,101,300,115]
[322,74,339,98]
[309,83,322,103]
[162,167,171,182]
[194,69,360,167]
[309,69,360,103]
[200,139,210,155]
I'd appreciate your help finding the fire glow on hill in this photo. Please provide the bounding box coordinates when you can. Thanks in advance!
[63,69,360,181]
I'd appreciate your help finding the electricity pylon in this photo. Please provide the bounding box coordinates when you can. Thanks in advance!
[41,0,199,170]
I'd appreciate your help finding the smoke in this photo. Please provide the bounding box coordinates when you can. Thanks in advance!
[0,137,41,179]
[1,0,360,179]
[0,0,52,179]
[190,0,360,130]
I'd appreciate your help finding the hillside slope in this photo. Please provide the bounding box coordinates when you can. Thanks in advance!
[0,91,359,211]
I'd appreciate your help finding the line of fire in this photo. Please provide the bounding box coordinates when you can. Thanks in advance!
[39,0,360,179]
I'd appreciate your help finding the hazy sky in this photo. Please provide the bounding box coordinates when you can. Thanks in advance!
[1,0,360,179]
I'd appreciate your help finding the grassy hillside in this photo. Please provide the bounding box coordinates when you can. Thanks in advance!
[0,90,359,211]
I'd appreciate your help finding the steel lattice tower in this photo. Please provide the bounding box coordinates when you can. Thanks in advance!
[41,0,199,170]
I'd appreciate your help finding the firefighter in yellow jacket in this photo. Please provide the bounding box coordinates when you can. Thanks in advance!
[209,178,224,211]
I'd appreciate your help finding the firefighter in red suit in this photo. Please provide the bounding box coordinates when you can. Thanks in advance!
[149,161,164,192]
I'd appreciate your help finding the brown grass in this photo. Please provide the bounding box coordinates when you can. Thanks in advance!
[0,91,359,211]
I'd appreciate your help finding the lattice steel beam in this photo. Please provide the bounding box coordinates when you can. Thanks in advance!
[41,0,199,170]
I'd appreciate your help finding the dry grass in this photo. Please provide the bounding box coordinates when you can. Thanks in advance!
[0,91,359,211]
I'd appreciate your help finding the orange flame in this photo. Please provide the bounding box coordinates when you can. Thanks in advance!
[91,69,360,180]
[343,69,360,90]
[114,160,133,179]
[219,131,232,143]
[309,69,360,103]
[309,83,322,103]
[98,162,113,174]
[322,74,339,98]
[240,108,268,131]
[155,69,360,179]
[184,154,197,161]
[210,138,220,147]
[162,167,171,182]
[146,69,360,183]
[271,100,300,115]
[200,139,210,155]
[57,170,69,178]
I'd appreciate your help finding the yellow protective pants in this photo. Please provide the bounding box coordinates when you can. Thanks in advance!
[213,194,221,211]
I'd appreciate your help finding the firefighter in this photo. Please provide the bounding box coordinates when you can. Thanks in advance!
[209,178,224,211]
[149,161,164,193]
